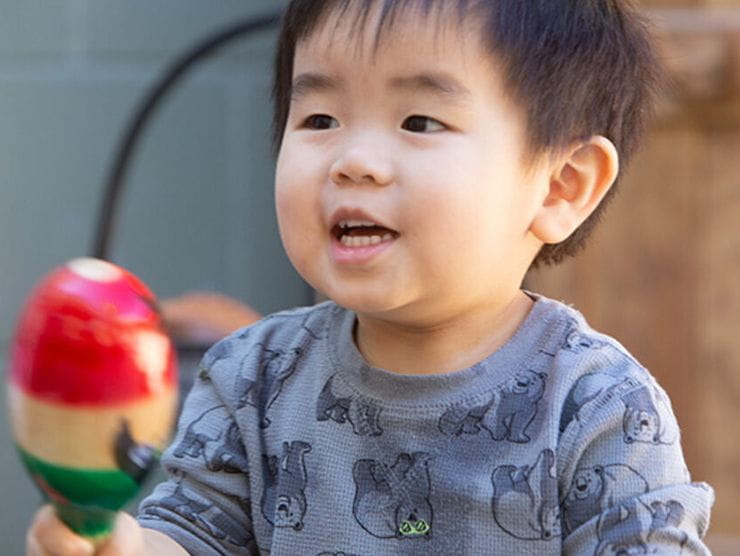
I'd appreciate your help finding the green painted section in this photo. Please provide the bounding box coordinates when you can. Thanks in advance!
[54,502,117,540]
[17,447,141,537]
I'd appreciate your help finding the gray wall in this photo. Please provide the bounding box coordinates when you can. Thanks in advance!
[0,2,301,551]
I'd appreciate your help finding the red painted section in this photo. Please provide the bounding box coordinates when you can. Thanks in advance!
[9,260,177,405]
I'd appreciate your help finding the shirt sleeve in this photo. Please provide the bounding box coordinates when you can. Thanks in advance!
[558,373,714,555]
[137,340,258,555]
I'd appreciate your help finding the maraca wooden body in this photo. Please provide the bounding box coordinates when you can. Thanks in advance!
[7,258,178,540]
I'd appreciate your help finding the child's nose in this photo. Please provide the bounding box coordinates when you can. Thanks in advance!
[329,137,394,187]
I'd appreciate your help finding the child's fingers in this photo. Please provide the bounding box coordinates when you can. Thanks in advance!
[26,505,94,556]
[95,512,144,556]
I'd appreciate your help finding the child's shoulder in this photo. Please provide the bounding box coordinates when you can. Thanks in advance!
[532,292,651,381]
[530,294,676,442]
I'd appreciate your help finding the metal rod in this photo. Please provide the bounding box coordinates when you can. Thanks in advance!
[92,11,283,260]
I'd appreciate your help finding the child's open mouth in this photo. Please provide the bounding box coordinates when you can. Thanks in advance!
[332,219,399,248]
[329,219,400,265]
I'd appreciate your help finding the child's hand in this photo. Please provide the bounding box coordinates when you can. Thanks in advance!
[26,505,144,556]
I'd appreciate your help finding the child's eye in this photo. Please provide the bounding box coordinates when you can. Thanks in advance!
[402,115,445,133]
[302,114,339,130]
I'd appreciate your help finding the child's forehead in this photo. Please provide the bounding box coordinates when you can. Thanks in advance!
[297,0,487,64]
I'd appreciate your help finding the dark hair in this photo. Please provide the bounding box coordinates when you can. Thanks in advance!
[272,0,662,267]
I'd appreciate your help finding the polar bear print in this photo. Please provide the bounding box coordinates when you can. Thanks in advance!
[482,369,547,443]
[621,385,678,445]
[235,344,303,428]
[438,370,546,443]
[491,448,560,541]
[595,498,687,555]
[261,441,312,531]
[561,463,649,535]
[352,452,434,540]
[317,375,383,436]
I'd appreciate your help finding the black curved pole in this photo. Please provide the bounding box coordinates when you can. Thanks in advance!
[92,10,283,260]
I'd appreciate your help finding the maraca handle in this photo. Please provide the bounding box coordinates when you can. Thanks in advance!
[54,502,117,546]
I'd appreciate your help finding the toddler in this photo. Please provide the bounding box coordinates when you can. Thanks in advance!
[28,0,714,554]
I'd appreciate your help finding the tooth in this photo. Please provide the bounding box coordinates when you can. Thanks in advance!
[339,219,377,229]
[340,234,395,248]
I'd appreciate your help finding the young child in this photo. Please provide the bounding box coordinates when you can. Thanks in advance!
[27,0,715,554]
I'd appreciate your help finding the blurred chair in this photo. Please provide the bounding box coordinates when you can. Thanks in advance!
[160,291,261,398]
[161,291,261,346]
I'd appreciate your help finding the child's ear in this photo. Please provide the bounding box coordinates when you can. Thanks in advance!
[530,136,619,245]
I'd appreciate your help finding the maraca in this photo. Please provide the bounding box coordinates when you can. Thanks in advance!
[7,257,178,545]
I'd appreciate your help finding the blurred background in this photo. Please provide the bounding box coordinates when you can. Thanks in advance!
[0,0,738,553]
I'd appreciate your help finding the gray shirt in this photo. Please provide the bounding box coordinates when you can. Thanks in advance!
[138,293,714,554]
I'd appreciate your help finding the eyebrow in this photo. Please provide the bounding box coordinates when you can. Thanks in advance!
[290,71,473,106]
[389,73,474,105]
[291,72,343,100]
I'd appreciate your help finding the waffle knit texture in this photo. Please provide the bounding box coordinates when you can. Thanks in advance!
[138,293,714,555]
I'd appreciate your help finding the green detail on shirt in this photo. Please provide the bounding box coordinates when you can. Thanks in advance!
[198,365,211,381]
[399,519,430,536]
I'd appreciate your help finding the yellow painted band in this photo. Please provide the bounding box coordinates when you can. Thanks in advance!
[8,383,177,469]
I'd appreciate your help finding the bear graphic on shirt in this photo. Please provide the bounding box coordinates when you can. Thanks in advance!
[560,371,678,446]
[317,375,383,436]
[559,370,640,434]
[595,498,688,555]
[561,463,649,535]
[439,369,547,443]
[352,451,434,540]
[561,325,606,354]
[261,440,312,531]
[235,344,303,428]
[172,406,248,473]
[141,481,256,550]
[491,448,560,541]
[621,384,678,445]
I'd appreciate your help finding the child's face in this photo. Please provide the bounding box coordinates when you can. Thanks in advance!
[275,8,550,323]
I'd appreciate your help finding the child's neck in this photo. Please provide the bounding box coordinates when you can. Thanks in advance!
[354,290,534,375]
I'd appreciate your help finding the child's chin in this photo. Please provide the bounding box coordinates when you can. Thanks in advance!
[330,291,404,316]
